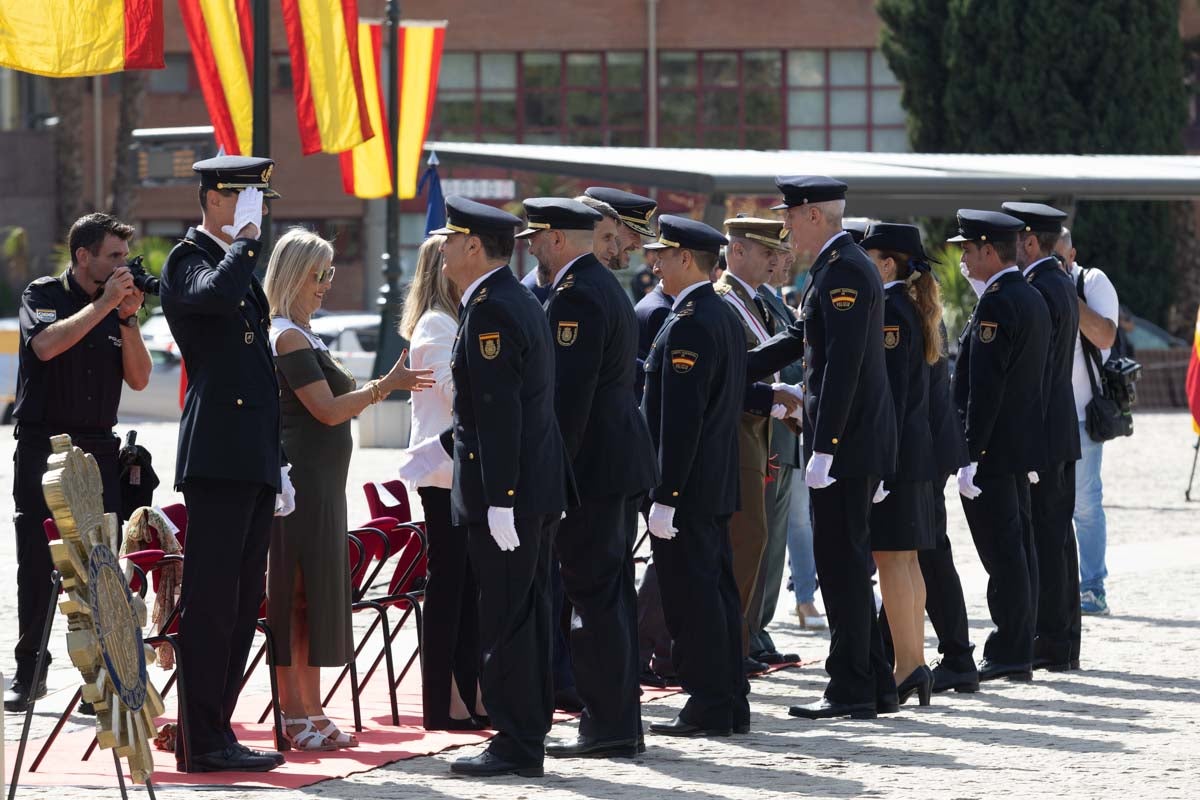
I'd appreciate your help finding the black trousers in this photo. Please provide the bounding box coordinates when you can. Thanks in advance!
[651,508,748,730]
[881,475,975,671]
[177,478,275,756]
[1031,461,1080,663]
[417,487,480,729]
[810,475,894,705]
[469,512,555,765]
[13,433,119,684]
[556,493,641,742]
[961,471,1036,666]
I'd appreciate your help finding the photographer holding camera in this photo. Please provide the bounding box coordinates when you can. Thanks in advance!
[4,212,151,714]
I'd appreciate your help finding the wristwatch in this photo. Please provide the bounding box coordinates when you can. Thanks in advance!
[120,315,139,329]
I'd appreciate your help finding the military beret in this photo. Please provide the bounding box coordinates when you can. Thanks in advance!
[584,187,657,236]
[724,215,789,252]
[947,209,1024,243]
[430,195,523,237]
[843,218,872,245]
[514,197,602,239]
[771,175,848,210]
[860,223,928,260]
[644,215,728,254]
[193,155,281,199]
[1000,202,1068,233]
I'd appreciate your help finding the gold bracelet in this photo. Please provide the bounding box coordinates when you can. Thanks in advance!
[366,380,379,404]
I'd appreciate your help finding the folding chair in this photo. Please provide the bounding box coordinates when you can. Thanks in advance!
[363,480,418,525]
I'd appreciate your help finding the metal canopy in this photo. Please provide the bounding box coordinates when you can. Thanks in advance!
[423,142,1200,214]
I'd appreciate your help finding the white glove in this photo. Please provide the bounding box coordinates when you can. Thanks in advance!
[1027,471,1040,484]
[805,452,836,490]
[647,502,678,540]
[397,435,453,488]
[872,482,890,504]
[770,403,788,419]
[957,462,982,499]
[486,506,520,551]
[772,382,805,420]
[275,464,296,516]
[221,186,264,239]
[960,260,987,298]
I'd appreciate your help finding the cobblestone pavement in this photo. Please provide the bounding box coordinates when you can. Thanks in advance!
[3,411,1198,799]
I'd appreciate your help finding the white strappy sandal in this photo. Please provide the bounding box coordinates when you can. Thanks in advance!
[309,715,359,748]
[283,717,337,751]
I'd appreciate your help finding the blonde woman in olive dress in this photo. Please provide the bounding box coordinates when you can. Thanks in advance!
[263,228,433,750]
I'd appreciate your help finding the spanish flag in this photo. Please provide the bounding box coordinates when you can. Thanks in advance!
[179,0,255,155]
[1187,305,1200,434]
[281,0,372,155]
[0,0,164,77]
[339,21,445,199]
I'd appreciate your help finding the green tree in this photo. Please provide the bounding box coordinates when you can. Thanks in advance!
[877,0,1188,328]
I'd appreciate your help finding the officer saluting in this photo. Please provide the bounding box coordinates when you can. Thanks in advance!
[160,156,290,773]
[950,209,1051,682]
[430,197,575,778]
[642,216,750,737]
[747,176,898,720]
[515,198,658,758]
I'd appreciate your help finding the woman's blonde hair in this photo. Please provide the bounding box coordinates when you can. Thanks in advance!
[399,234,459,339]
[263,227,335,320]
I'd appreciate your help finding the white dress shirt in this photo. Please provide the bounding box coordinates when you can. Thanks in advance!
[408,309,458,489]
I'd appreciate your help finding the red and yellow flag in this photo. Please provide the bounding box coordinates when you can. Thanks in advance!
[339,21,445,199]
[0,0,164,77]
[281,0,372,155]
[1187,306,1200,434]
[179,0,255,155]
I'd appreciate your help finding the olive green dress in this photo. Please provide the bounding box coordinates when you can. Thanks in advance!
[267,342,356,666]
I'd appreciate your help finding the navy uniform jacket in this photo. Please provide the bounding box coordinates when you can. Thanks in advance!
[748,234,897,480]
[881,284,936,483]
[953,269,1051,475]
[928,322,969,476]
[545,254,658,499]
[641,283,744,515]
[449,266,576,525]
[758,285,802,469]
[160,228,282,490]
[635,282,673,360]
[1026,258,1082,464]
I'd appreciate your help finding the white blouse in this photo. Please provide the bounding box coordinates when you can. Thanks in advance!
[407,309,457,488]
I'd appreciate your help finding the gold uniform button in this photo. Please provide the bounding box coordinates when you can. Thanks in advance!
[671,491,679,497]
[831,437,839,444]
[236,398,244,406]
[506,489,515,497]
[247,250,255,257]
[468,452,475,460]
[240,300,246,307]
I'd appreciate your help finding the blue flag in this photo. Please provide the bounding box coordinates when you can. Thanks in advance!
[419,152,445,236]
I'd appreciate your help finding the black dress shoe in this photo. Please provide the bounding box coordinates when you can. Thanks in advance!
[931,661,980,693]
[752,650,801,666]
[183,745,281,773]
[639,668,668,689]
[743,656,770,677]
[230,742,285,766]
[450,750,543,778]
[788,699,877,720]
[649,716,731,737]
[428,716,489,731]
[78,700,96,716]
[4,678,48,713]
[554,687,585,713]
[732,721,751,734]
[897,666,933,706]
[546,736,639,758]
[978,659,1033,682]
[876,695,900,714]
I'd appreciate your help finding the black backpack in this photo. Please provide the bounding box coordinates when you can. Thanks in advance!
[1075,267,1139,442]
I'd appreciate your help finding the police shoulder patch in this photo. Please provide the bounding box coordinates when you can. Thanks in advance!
[829,288,858,311]
[670,349,698,373]
[978,321,999,343]
[557,321,578,347]
[479,331,501,359]
[883,325,900,349]
[35,308,57,324]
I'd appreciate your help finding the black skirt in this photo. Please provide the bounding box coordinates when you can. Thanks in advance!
[869,480,935,552]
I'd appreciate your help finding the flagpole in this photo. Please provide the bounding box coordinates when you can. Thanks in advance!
[372,0,404,382]
[252,0,273,257]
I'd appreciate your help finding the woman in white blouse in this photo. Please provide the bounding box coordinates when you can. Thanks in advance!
[400,234,486,730]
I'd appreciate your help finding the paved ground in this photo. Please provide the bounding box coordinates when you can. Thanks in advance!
[3,410,1199,799]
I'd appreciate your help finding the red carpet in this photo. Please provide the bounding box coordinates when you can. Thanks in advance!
[4,666,688,789]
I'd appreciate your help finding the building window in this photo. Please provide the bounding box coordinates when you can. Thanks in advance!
[148,54,192,94]
[786,48,907,152]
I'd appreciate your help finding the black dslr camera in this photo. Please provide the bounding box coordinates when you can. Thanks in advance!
[126,255,160,296]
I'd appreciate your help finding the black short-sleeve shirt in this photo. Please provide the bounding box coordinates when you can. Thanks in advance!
[13,271,125,432]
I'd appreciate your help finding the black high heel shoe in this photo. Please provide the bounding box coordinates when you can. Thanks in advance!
[897,665,933,706]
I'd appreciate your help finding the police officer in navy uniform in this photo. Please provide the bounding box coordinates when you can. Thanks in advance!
[583,186,657,272]
[160,155,290,773]
[746,176,899,720]
[5,213,151,714]
[950,209,1051,682]
[641,215,750,737]
[515,198,659,758]
[429,196,575,778]
[1002,201,1083,672]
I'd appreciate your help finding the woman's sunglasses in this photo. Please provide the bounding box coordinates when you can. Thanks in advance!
[316,265,337,283]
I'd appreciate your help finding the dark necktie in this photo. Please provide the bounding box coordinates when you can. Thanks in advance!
[753,295,774,335]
